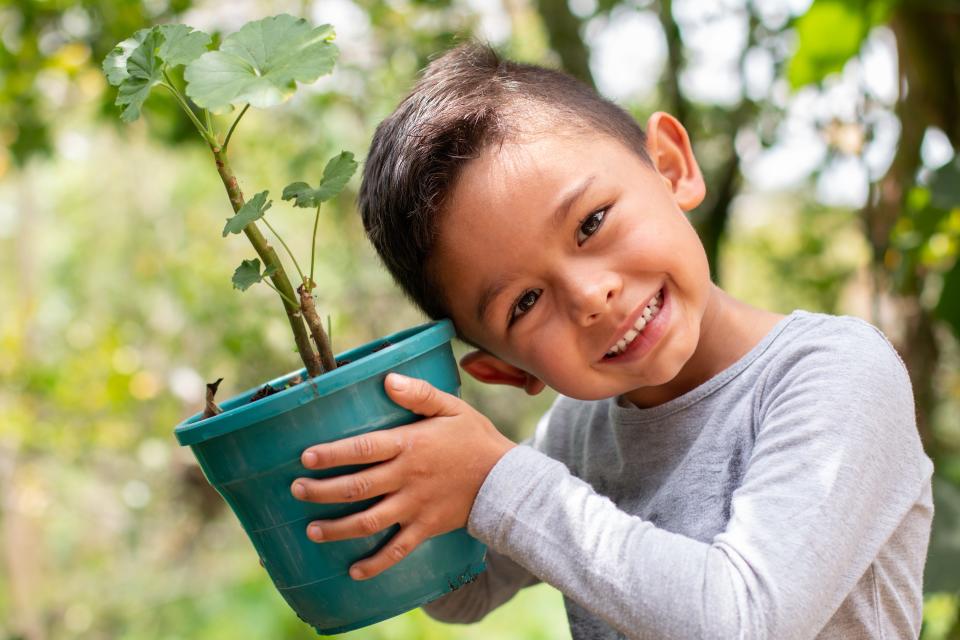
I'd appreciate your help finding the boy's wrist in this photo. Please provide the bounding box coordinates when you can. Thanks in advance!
[473,427,518,493]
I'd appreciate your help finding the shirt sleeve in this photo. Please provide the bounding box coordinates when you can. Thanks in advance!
[420,546,542,623]
[465,325,934,639]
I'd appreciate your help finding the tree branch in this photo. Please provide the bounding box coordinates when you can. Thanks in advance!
[535,0,595,88]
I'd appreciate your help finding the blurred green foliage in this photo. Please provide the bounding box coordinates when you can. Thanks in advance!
[787,0,895,87]
[1,0,958,638]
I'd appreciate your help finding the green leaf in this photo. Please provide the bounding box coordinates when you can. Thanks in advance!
[184,14,338,112]
[222,191,272,236]
[232,259,278,291]
[102,28,152,86]
[115,28,165,123]
[929,159,960,211]
[282,151,358,208]
[787,0,895,88]
[157,24,211,68]
[104,25,210,123]
[935,257,960,340]
[924,476,960,593]
[280,182,314,208]
[232,259,261,290]
[104,25,210,88]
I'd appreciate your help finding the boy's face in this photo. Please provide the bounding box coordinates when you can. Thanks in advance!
[432,112,711,402]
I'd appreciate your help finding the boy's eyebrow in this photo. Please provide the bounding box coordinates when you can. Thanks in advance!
[476,275,512,324]
[475,174,597,324]
[550,174,596,229]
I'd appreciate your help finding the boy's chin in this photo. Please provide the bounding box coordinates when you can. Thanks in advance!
[549,369,686,403]
[547,383,641,403]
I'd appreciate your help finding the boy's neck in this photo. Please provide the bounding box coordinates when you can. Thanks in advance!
[621,284,785,409]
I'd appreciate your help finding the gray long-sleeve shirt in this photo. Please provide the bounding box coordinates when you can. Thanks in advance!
[423,310,934,639]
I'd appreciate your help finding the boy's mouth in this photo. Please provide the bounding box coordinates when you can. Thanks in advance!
[602,287,665,360]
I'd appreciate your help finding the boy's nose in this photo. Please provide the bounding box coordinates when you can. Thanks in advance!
[568,271,620,327]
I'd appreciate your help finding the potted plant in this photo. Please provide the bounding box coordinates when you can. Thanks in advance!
[102,14,487,635]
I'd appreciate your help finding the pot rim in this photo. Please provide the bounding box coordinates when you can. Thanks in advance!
[174,319,454,446]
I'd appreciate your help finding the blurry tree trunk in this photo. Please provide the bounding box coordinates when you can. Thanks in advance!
[657,0,687,125]
[1,453,45,640]
[892,6,959,146]
[534,0,595,88]
[698,154,741,282]
[657,0,750,284]
[866,5,960,449]
[15,163,38,357]
[1,166,46,640]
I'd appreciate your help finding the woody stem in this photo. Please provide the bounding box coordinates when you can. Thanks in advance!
[211,144,323,377]
[298,284,337,372]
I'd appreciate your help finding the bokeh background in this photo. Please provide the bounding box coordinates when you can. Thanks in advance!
[2,0,959,637]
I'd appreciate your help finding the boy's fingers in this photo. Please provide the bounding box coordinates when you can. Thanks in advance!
[306,497,402,544]
[301,431,404,469]
[292,462,401,503]
[347,523,429,581]
[384,373,461,418]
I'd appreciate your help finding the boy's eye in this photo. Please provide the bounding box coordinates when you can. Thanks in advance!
[576,209,607,246]
[509,288,542,325]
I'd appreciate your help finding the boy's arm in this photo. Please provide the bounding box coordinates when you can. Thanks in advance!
[466,326,933,639]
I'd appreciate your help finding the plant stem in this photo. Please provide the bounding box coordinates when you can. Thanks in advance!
[310,204,320,285]
[204,109,215,141]
[160,71,213,144]
[223,104,249,151]
[212,147,323,377]
[262,279,299,307]
[298,284,337,371]
[262,217,307,285]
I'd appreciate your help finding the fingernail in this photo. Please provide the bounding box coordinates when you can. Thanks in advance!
[350,566,365,580]
[292,482,306,499]
[389,374,408,391]
[303,451,318,467]
[308,523,323,540]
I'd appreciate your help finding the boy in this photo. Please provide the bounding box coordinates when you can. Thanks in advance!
[288,44,934,638]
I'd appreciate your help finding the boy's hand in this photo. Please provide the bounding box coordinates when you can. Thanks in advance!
[290,372,516,581]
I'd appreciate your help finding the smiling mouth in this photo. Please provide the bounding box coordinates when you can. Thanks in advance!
[603,288,664,359]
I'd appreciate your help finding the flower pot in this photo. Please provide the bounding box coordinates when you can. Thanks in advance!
[174,319,487,635]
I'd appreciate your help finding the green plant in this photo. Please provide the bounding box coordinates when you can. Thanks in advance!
[102,14,358,388]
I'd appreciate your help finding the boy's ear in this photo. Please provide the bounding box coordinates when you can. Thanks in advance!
[644,111,706,212]
[460,350,546,396]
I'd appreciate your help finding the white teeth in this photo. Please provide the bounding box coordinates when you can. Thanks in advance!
[605,288,664,358]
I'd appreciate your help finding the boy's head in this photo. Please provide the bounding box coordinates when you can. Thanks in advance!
[360,43,712,401]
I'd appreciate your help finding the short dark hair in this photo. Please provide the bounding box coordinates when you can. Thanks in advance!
[358,43,651,328]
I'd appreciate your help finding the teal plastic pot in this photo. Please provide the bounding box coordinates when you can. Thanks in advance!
[174,320,487,635]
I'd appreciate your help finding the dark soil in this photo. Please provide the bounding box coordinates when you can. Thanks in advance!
[201,339,400,415]
[249,382,285,402]
[330,338,394,369]
[241,338,396,405]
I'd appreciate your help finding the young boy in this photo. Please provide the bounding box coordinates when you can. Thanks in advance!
[288,44,934,638]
